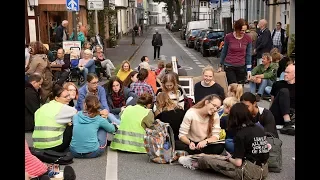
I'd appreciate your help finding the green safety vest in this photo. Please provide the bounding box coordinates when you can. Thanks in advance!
[110,105,149,153]
[32,100,66,149]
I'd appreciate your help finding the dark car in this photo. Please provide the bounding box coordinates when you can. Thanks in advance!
[194,29,207,51]
[185,29,201,48]
[199,29,224,57]
[180,25,186,40]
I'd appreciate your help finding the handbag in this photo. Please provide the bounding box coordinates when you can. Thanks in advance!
[30,147,74,165]
[266,132,282,172]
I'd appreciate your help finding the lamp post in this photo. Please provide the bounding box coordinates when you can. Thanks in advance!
[129,0,136,45]
[28,0,36,11]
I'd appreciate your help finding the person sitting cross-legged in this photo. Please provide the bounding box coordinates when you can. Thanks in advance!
[269,64,295,135]
[110,92,154,153]
[178,103,269,180]
[240,92,278,138]
[176,94,225,155]
[78,49,96,84]
[25,73,43,132]
[248,52,278,102]
[70,95,117,158]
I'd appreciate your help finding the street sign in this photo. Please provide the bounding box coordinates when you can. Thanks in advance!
[87,1,104,10]
[66,0,79,11]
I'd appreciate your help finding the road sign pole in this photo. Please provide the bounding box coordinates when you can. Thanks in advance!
[94,10,99,35]
[72,11,78,40]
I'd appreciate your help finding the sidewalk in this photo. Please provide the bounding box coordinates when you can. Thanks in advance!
[105,30,151,68]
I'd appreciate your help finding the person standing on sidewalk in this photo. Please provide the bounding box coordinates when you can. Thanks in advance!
[55,20,69,48]
[254,19,273,65]
[152,29,163,61]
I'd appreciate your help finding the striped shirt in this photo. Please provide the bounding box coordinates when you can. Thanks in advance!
[25,140,48,177]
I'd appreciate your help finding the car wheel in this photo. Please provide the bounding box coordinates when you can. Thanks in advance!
[203,49,208,57]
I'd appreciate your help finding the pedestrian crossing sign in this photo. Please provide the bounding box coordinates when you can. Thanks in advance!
[66,0,79,11]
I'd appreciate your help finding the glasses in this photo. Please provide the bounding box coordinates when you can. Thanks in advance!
[209,102,220,110]
[90,81,99,85]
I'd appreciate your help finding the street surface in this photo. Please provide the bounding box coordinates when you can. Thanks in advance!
[25,26,295,180]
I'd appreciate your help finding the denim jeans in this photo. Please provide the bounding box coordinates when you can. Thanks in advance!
[107,113,121,125]
[70,128,107,158]
[250,79,273,95]
[225,139,234,154]
[265,72,284,95]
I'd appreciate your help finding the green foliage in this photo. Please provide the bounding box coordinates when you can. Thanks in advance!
[288,34,295,56]
[87,8,118,47]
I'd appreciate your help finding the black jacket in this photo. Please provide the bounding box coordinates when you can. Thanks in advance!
[55,25,69,43]
[152,33,163,46]
[255,28,273,58]
[271,28,286,47]
[25,82,41,132]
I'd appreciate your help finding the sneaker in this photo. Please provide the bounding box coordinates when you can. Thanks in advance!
[178,156,196,170]
[279,121,295,136]
[63,165,76,180]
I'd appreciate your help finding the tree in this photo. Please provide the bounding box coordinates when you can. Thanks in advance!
[154,0,182,28]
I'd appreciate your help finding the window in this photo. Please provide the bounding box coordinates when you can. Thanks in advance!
[162,16,166,23]
[162,7,166,12]
[200,1,207,7]
[207,31,224,39]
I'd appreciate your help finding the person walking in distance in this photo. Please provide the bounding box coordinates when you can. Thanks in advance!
[152,29,163,61]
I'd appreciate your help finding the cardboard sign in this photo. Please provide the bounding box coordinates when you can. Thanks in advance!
[62,41,81,58]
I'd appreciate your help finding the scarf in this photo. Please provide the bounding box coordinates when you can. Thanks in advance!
[111,92,125,108]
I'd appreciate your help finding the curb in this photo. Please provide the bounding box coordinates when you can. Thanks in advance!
[127,31,150,62]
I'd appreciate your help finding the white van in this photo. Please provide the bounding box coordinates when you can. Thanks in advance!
[186,21,208,33]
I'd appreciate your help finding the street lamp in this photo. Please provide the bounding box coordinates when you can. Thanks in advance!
[129,0,136,45]
[230,0,234,23]
[28,0,36,11]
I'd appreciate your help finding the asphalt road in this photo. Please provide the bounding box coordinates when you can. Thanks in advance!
[25,26,295,180]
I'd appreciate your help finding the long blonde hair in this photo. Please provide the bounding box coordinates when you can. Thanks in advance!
[156,92,177,110]
[192,94,222,137]
[161,72,178,95]
[228,83,243,101]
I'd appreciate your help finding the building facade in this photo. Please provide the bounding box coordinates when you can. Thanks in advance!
[157,2,169,24]
[25,0,88,45]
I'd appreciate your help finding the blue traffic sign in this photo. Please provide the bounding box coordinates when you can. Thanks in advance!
[66,0,79,11]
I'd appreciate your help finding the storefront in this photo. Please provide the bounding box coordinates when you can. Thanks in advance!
[25,0,88,47]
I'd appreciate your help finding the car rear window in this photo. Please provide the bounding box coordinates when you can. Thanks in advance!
[191,30,200,35]
[207,31,224,39]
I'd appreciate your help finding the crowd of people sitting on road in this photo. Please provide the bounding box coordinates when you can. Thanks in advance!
[25,18,295,180]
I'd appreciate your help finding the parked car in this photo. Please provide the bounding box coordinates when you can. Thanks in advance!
[180,25,187,40]
[185,29,202,48]
[199,29,224,57]
[194,29,207,51]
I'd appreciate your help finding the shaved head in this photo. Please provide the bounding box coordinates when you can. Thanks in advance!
[62,20,68,27]
[258,19,267,29]
[284,64,295,83]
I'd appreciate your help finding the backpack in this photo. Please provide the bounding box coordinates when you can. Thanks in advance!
[144,119,177,164]
[266,132,283,172]
[183,96,194,111]
[29,147,74,165]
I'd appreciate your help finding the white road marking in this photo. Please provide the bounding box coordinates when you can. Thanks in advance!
[165,28,204,69]
[106,147,118,180]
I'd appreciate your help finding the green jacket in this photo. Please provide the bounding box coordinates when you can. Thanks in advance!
[251,62,278,81]
[70,32,85,46]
